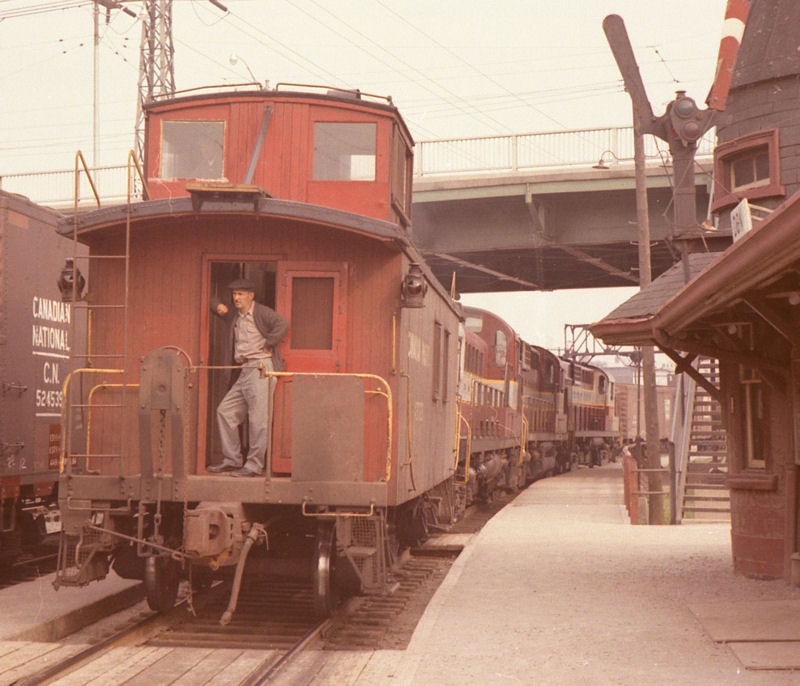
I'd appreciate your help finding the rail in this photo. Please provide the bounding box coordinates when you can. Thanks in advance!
[0,126,716,205]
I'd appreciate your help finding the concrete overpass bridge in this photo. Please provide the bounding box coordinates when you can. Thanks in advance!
[1,125,727,294]
[410,126,728,293]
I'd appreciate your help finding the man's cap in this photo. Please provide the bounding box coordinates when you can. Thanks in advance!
[227,278,256,292]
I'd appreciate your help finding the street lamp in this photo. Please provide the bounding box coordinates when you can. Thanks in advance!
[229,53,258,83]
[592,150,620,170]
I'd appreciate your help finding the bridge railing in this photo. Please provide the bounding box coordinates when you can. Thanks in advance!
[0,164,131,208]
[1,126,716,205]
[413,126,715,177]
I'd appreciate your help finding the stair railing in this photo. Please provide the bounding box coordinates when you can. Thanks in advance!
[669,371,696,524]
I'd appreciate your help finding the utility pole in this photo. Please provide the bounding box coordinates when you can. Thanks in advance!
[633,107,664,525]
[96,1,228,168]
[603,7,748,524]
[134,0,176,164]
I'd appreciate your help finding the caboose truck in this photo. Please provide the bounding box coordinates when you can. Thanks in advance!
[54,84,462,619]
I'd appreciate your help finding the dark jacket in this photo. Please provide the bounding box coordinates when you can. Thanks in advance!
[211,297,289,372]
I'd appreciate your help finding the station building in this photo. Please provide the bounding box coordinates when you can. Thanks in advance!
[592,0,800,583]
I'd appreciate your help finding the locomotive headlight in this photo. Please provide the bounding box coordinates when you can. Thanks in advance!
[400,263,427,308]
[57,258,86,302]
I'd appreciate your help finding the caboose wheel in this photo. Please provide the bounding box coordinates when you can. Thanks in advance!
[145,556,179,612]
[312,521,338,618]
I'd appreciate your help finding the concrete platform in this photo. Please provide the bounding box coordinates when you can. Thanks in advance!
[3,464,800,685]
[275,463,800,686]
[0,570,143,642]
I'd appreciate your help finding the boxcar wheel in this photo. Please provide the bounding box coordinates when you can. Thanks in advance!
[312,521,338,619]
[145,556,179,613]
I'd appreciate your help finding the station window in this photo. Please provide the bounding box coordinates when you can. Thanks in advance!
[313,122,376,181]
[740,365,765,470]
[712,129,784,211]
[161,120,224,180]
[730,146,770,191]
[442,329,450,403]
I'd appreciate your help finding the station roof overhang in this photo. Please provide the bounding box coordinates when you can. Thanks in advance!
[590,191,800,377]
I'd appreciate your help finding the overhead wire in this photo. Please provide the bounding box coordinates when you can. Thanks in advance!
[0,0,90,20]
[374,0,573,135]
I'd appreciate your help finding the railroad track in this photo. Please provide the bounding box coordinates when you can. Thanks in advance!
[6,493,518,684]
[7,575,327,685]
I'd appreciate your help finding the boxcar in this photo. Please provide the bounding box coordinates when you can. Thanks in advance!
[54,85,461,617]
[0,191,85,561]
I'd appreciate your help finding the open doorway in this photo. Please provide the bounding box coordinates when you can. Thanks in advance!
[205,260,278,463]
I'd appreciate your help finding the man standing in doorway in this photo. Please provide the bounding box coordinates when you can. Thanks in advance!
[208,278,289,477]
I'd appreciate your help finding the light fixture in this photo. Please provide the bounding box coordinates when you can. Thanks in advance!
[229,53,258,83]
[592,150,620,170]
[57,258,86,302]
[400,263,427,308]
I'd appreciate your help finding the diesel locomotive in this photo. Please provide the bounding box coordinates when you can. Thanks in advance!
[457,306,619,503]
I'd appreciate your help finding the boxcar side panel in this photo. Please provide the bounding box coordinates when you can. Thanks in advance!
[0,194,85,487]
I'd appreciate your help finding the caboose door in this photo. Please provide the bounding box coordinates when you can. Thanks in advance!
[272,262,348,473]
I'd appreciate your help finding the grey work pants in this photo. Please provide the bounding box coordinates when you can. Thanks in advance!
[216,359,275,473]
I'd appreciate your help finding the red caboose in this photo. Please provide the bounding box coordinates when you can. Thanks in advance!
[55,85,460,617]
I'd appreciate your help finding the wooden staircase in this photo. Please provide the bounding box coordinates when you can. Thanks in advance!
[680,358,730,522]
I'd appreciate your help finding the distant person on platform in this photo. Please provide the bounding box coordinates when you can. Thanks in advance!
[208,278,289,477]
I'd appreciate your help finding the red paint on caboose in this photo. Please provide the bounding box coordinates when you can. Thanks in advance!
[144,87,413,228]
[54,86,462,615]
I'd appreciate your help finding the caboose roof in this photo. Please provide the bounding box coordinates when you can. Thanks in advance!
[143,84,414,146]
[56,193,461,318]
[57,194,401,242]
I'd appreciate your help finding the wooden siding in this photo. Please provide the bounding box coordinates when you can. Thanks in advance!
[77,213,456,507]
[145,95,400,224]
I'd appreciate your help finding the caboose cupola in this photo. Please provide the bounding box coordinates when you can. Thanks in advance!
[144,84,414,227]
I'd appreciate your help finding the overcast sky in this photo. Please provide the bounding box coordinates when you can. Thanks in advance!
[0,0,729,351]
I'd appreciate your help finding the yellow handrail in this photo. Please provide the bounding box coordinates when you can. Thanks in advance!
[84,382,140,472]
[60,368,124,473]
[456,409,472,485]
[520,415,529,466]
[63,363,394,484]
[73,150,101,214]
[197,365,394,483]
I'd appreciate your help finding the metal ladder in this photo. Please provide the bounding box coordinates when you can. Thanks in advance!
[56,153,147,587]
[61,152,147,478]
